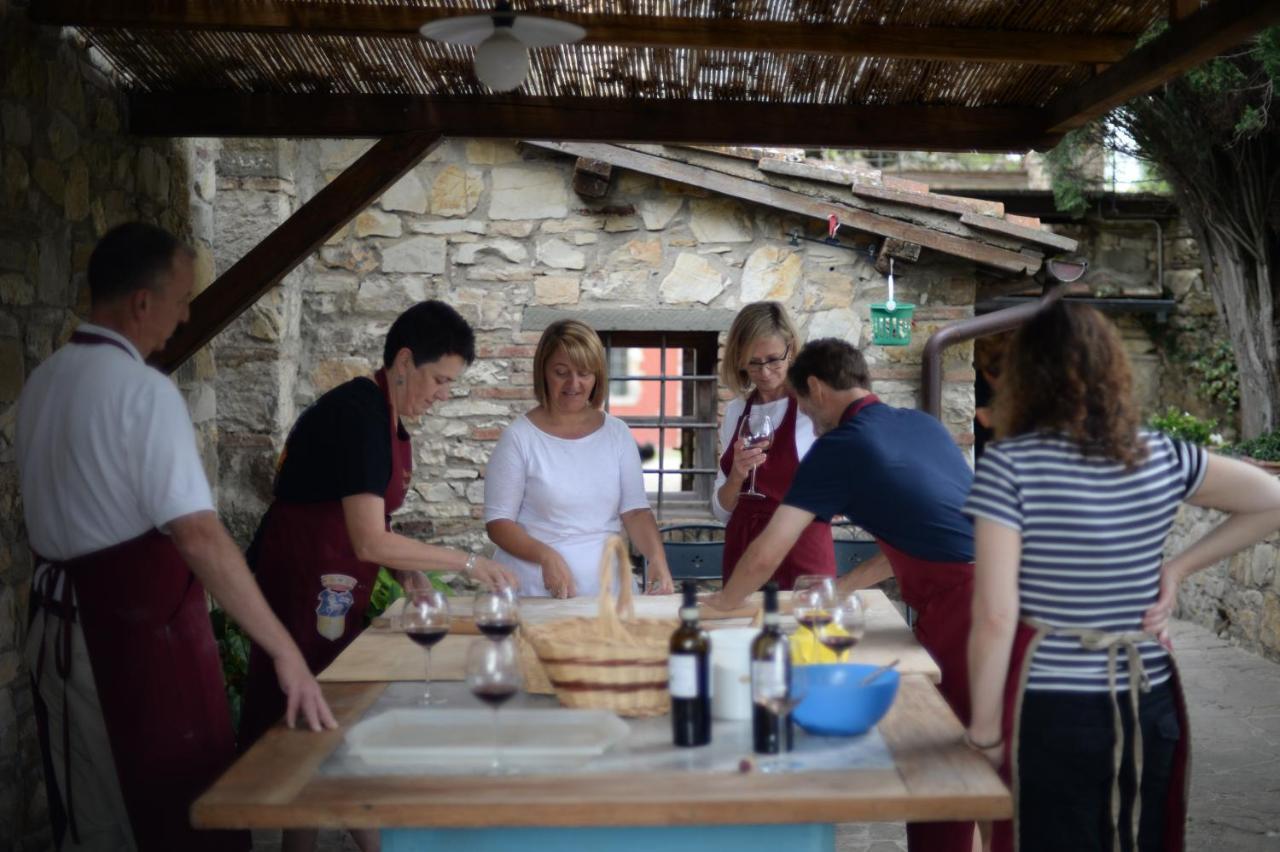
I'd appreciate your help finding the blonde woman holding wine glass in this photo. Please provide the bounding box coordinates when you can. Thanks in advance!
[712,303,835,590]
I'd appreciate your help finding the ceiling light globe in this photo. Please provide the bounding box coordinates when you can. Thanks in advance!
[474,29,529,92]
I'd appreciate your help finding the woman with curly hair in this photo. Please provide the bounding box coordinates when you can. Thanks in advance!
[964,301,1280,852]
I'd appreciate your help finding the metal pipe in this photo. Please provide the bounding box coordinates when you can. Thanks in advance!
[921,282,1068,418]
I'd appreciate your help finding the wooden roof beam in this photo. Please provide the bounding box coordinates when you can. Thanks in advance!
[1044,0,1280,134]
[33,0,1136,65]
[128,94,1054,153]
[152,131,441,373]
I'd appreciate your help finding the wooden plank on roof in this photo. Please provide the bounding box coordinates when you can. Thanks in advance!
[959,212,1074,252]
[124,94,1054,152]
[850,183,1005,219]
[34,0,1137,65]
[127,94,1051,152]
[757,158,882,188]
[151,131,441,373]
[526,141,1040,274]
[1044,0,1280,133]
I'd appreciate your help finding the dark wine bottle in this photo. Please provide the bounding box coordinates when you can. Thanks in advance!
[669,580,711,747]
[751,582,793,755]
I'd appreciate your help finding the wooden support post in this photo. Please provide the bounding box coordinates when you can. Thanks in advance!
[152,131,441,373]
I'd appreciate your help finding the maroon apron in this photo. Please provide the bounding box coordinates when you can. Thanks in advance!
[877,537,977,852]
[720,392,835,590]
[30,328,246,851]
[239,369,412,749]
[836,393,977,852]
[991,622,1191,852]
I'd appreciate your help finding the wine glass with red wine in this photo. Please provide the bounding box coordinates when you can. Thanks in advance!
[791,575,836,636]
[466,638,522,773]
[402,588,451,705]
[738,411,775,498]
[473,588,520,640]
[817,592,866,663]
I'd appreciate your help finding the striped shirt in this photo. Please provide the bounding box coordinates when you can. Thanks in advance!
[964,430,1207,693]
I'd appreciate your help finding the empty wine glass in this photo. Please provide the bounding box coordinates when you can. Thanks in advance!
[817,592,866,663]
[791,575,836,637]
[739,411,775,498]
[466,638,522,773]
[402,588,450,705]
[473,588,520,640]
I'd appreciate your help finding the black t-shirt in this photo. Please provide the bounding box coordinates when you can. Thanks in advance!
[274,376,403,502]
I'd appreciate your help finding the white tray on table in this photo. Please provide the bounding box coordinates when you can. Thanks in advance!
[345,708,631,769]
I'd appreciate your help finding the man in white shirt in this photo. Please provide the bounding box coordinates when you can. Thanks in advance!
[18,222,336,852]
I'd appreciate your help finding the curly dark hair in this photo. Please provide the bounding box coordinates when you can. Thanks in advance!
[994,301,1148,469]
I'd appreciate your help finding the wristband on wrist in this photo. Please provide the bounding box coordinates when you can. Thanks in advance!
[963,730,1004,751]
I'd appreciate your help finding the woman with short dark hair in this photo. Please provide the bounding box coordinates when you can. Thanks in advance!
[965,302,1280,852]
[239,302,516,846]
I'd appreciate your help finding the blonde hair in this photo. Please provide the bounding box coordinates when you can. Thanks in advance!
[533,319,609,409]
[719,302,801,397]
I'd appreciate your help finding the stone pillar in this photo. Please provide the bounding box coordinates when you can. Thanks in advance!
[210,139,308,545]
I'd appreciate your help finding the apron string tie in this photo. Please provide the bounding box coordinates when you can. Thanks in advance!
[33,560,81,845]
[1024,618,1151,852]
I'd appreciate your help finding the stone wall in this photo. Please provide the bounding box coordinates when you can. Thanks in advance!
[1047,214,1225,429]
[0,6,217,847]
[1167,505,1280,663]
[213,138,978,554]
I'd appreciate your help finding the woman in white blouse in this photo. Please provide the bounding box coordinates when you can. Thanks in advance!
[484,320,675,598]
[713,302,835,589]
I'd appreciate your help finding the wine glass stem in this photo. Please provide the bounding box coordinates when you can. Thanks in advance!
[748,464,758,495]
[423,648,433,703]
[492,707,501,772]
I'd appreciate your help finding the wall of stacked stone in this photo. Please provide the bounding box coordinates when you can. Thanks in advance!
[1166,505,1280,663]
[0,6,219,846]
[210,138,978,555]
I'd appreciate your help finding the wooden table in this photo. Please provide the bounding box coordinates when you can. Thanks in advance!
[322,590,941,684]
[194,594,1006,851]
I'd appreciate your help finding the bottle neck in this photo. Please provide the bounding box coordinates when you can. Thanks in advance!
[763,612,781,629]
[679,607,699,622]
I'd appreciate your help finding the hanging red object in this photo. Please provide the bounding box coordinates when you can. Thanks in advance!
[827,214,840,239]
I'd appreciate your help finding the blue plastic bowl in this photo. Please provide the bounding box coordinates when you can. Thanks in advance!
[791,663,900,736]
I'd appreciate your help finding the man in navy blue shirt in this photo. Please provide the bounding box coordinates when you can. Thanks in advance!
[708,338,977,852]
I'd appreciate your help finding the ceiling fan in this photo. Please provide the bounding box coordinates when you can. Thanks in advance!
[419,2,587,92]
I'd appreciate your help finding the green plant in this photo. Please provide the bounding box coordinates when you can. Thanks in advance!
[1188,338,1241,414]
[365,566,453,626]
[210,604,250,732]
[1149,407,1218,445]
[1226,428,1280,461]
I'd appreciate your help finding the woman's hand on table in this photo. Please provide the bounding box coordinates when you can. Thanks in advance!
[540,548,578,599]
[467,556,518,593]
[645,561,675,595]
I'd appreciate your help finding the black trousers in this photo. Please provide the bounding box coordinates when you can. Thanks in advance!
[1017,680,1181,852]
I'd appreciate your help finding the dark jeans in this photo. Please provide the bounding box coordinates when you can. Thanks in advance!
[1018,680,1181,852]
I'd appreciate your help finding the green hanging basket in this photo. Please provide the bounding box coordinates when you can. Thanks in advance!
[870,302,915,346]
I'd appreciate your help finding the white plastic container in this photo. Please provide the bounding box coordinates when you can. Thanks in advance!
[709,627,759,721]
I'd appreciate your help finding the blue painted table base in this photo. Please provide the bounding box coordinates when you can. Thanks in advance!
[384,823,834,852]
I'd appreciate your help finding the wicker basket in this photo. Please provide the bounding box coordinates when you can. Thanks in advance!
[520,536,674,717]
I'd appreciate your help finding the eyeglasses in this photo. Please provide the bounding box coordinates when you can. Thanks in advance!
[745,345,790,373]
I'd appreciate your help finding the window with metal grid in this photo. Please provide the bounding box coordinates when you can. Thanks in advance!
[599,330,719,521]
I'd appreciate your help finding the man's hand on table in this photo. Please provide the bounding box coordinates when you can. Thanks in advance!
[274,651,339,732]
[700,591,745,612]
